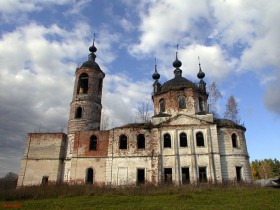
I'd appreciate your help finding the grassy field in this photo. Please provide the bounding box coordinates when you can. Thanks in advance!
[0,184,279,210]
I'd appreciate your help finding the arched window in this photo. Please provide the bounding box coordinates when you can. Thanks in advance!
[137,134,145,149]
[77,73,89,94]
[159,98,165,113]
[232,133,238,148]
[163,133,171,148]
[178,95,186,109]
[196,132,204,147]
[86,168,93,184]
[75,107,82,118]
[119,135,127,149]
[199,97,204,112]
[89,135,97,151]
[180,132,188,147]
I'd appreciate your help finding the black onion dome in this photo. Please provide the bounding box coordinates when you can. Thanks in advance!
[197,64,205,79]
[214,118,246,131]
[161,76,198,93]
[80,39,100,69]
[173,55,182,68]
[152,64,160,80]
[152,70,160,80]
[197,69,205,79]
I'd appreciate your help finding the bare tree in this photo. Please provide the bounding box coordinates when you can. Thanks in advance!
[207,81,222,118]
[100,109,110,130]
[136,99,153,123]
[224,95,240,123]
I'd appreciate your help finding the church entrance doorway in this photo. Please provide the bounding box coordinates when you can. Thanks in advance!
[86,168,93,184]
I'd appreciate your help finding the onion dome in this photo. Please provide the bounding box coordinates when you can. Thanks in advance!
[173,52,182,68]
[80,37,100,70]
[197,57,205,79]
[152,58,160,80]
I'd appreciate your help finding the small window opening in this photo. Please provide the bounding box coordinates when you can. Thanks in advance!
[164,168,172,183]
[41,176,48,185]
[119,135,127,149]
[199,97,204,112]
[178,95,186,109]
[77,73,89,94]
[75,107,82,119]
[137,169,145,184]
[89,135,97,151]
[180,132,188,147]
[196,132,204,147]
[199,167,207,183]
[137,134,145,149]
[232,133,238,148]
[98,78,103,95]
[163,133,171,148]
[182,167,190,184]
[236,166,242,182]
[86,168,93,184]
[159,98,165,113]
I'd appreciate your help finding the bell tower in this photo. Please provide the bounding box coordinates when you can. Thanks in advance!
[68,39,105,134]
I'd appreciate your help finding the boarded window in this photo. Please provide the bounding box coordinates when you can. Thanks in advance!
[232,133,238,148]
[77,73,89,94]
[236,166,242,182]
[137,169,145,184]
[137,134,145,149]
[89,135,97,151]
[163,133,171,148]
[199,167,207,182]
[86,168,93,184]
[180,132,187,147]
[196,132,204,147]
[159,98,165,112]
[178,95,186,109]
[75,107,82,119]
[164,168,172,183]
[119,135,127,149]
[182,167,190,184]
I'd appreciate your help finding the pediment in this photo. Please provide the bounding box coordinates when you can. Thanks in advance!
[162,114,212,126]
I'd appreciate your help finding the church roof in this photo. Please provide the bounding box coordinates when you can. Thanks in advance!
[160,76,199,93]
[215,118,246,131]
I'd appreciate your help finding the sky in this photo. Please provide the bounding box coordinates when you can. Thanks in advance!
[0,0,279,177]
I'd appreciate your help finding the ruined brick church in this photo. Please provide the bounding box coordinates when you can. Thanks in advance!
[17,41,252,186]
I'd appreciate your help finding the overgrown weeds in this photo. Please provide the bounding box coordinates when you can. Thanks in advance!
[0,182,261,201]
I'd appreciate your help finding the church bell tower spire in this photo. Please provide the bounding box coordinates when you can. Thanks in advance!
[68,37,105,134]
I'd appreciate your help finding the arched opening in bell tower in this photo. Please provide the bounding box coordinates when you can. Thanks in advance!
[77,73,89,94]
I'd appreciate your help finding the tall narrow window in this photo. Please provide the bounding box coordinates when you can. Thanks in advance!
[196,132,204,147]
[199,97,204,112]
[77,73,89,94]
[232,133,238,148]
[164,168,172,183]
[236,166,242,182]
[75,107,82,118]
[163,133,171,148]
[137,134,145,149]
[159,98,165,113]
[119,135,127,149]
[182,167,190,184]
[89,135,97,151]
[98,78,103,95]
[178,95,186,109]
[199,167,207,182]
[86,168,93,184]
[180,132,188,147]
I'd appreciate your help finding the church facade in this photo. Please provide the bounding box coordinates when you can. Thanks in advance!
[17,41,252,186]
